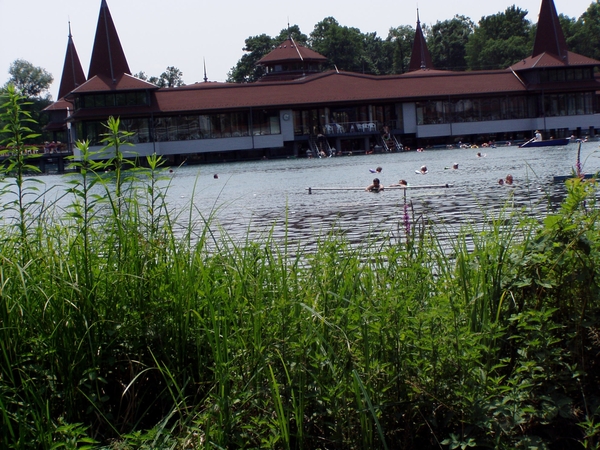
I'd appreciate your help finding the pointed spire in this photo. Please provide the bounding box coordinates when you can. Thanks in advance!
[57,22,86,100]
[409,9,434,71]
[88,0,130,81]
[203,58,208,83]
[532,0,568,60]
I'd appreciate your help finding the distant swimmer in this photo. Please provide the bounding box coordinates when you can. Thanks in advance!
[369,166,382,173]
[505,174,514,185]
[476,152,486,158]
[214,174,219,179]
[415,165,428,174]
[445,163,459,170]
[365,178,384,192]
[390,179,408,187]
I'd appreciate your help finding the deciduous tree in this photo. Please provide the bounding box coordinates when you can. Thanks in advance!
[466,6,532,70]
[309,17,364,72]
[427,15,474,70]
[386,25,415,74]
[569,1,600,61]
[4,59,53,99]
[228,34,275,83]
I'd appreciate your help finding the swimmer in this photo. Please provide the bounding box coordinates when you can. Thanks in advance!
[365,178,384,192]
[390,179,408,187]
[416,165,428,174]
[214,174,219,179]
[369,166,383,173]
[445,163,459,170]
[498,178,504,185]
[505,174,513,185]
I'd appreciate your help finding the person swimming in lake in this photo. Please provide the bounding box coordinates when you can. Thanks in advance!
[390,179,408,187]
[505,174,513,185]
[419,165,428,174]
[365,178,384,192]
[369,166,382,173]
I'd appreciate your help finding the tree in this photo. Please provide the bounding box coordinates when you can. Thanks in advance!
[569,1,600,61]
[362,32,391,75]
[466,6,532,70]
[2,60,53,143]
[427,15,474,70]
[386,25,415,74]
[134,71,160,86]
[274,24,308,46]
[309,17,364,72]
[227,34,275,83]
[158,66,184,88]
[4,59,53,99]
[134,67,184,88]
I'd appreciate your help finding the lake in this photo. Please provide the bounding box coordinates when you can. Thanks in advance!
[11,141,600,248]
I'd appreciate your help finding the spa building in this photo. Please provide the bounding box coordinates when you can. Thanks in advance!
[44,0,600,162]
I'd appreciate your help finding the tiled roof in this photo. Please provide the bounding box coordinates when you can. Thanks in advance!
[510,51,600,70]
[43,98,73,112]
[57,25,86,100]
[257,39,327,64]
[71,73,158,94]
[149,70,527,114]
[88,0,130,79]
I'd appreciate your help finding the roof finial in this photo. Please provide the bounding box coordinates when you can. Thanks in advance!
[203,58,208,83]
[287,17,291,40]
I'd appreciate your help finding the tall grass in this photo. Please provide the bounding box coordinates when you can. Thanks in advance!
[1,91,600,449]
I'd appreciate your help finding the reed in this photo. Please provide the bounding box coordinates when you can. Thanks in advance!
[1,102,599,448]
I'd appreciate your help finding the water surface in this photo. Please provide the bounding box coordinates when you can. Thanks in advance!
[19,141,600,247]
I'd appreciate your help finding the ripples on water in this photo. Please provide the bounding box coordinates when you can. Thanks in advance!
[162,142,599,248]
[13,142,600,249]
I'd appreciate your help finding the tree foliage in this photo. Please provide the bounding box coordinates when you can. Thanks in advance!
[569,0,600,61]
[2,60,53,142]
[134,66,185,88]
[309,17,364,72]
[4,59,53,99]
[386,25,415,74]
[427,15,474,70]
[466,6,533,70]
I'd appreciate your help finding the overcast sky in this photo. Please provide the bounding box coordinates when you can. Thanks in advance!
[0,0,594,100]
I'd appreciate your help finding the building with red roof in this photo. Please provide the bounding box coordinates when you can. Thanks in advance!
[47,0,599,162]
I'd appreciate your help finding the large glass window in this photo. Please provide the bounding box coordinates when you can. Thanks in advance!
[252,110,280,135]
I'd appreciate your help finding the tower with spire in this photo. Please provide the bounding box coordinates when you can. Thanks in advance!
[408,10,434,72]
[43,23,87,146]
[57,23,86,101]
[511,0,600,74]
[88,0,131,82]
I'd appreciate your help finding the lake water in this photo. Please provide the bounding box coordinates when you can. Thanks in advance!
[15,141,600,248]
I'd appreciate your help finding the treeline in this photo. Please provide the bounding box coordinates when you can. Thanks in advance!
[228,1,600,82]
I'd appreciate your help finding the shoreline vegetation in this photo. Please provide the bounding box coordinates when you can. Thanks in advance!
[2,87,600,449]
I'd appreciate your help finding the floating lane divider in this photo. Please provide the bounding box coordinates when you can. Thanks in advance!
[306,184,453,194]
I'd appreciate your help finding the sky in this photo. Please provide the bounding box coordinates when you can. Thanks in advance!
[0,0,594,100]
